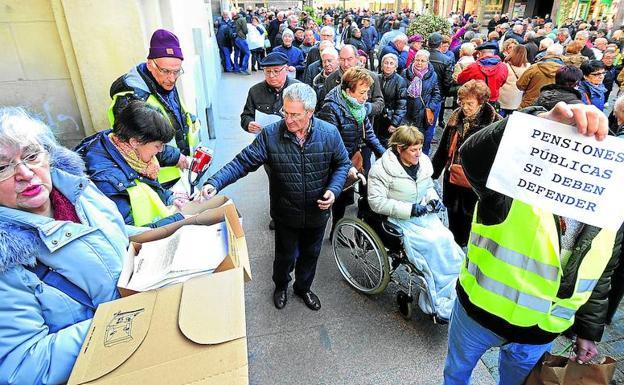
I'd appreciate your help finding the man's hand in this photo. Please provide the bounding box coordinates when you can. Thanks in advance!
[248,121,262,134]
[572,337,598,364]
[288,65,296,72]
[317,190,335,210]
[177,154,190,170]
[388,125,398,133]
[538,102,608,141]
[348,166,358,179]
[193,183,217,202]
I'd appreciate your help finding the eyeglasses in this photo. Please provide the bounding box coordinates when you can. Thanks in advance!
[279,108,305,120]
[0,150,47,181]
[264,66,286,77]
[589,71,606,77]
[151,60,184,78]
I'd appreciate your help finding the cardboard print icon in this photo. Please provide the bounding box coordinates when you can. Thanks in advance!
[104,309,145,347]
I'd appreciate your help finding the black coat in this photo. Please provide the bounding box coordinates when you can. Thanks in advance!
[374,72,407,140]
[402,63,442,127]
[208,118,350,228]
[303,60,322,86]
[428,48,454,96]
[317,86,386,158]
[524,40,539,63]
[240,77,300,131]
[534,83,583,111]
[458,106,623,344]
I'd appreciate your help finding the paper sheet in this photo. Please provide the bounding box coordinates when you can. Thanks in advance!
[486,112,624,230]
[255,110,282,127]
[126,223,228,291]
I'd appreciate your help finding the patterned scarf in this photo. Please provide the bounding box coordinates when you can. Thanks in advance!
[341,90,367,126]
[108,133,160,180]
[407,64,429,98]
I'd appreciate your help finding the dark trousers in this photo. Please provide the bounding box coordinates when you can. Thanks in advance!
[251,48,265,70]
[367,50,376,71]
[273,221,327,292]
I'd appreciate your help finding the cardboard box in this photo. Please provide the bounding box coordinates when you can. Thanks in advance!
[68,204,251,385]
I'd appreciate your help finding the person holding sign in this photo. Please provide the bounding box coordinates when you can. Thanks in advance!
[442,102,622,385]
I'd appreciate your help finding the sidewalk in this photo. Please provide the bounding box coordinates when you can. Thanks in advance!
[207,71,623,384]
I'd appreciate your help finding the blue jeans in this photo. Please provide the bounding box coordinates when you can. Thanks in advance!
[219,46,234,72]
[234,37,250,72]
[443,300,552,385]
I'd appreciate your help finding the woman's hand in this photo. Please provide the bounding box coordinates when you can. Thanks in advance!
[538,102,608,141]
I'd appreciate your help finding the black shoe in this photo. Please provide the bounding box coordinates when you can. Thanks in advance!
[294,290,321,310]
[269,219,275,230]
[273,288,287,309]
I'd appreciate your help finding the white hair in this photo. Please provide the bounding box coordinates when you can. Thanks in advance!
[415,49,430,60]
[381,53,398,65]
[575,30,589,40]
[392,33,408,43]
[460,42,476,56]
[546,42,563,56]
[282,29,294,39]
[539,37,554,50]
[320,26,335,37]
[283,83,317,111]
[0,107,58,155]
[321,47,338,58]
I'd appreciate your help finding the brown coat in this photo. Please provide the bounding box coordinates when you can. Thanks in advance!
[516,56,563,108]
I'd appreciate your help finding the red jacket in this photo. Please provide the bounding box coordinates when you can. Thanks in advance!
[457,55,508,101]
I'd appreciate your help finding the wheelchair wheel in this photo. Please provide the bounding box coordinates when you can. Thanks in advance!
[332,218,390,295]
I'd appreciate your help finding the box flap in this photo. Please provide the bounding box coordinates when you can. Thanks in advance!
[178,268,246,345]
[68,291,158,384]
[222,205,252,282]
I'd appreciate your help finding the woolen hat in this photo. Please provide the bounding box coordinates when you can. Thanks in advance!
[148,29,184,60]
[428,32,443,47]
[260,52,289,67]
[408,34,423,43]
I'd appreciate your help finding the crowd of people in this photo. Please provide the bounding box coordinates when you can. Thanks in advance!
[1,5,624,385]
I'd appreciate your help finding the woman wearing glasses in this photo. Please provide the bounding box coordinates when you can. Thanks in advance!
[579,60,608,110]
[0,108,139,384]
[76,101,186,228]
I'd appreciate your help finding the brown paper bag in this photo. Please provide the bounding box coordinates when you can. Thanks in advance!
[524,352,616,385]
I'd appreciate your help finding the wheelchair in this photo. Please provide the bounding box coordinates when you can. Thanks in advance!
[331,180,444,323]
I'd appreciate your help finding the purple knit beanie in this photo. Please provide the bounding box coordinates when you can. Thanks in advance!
[148,29,184,60]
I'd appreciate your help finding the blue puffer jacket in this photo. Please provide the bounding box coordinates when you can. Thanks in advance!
[317,86,386,158]
[403,63,442,127]
[272,45,306,76]
[578,80,607,111]
[0,147,133,385]
[208,117,351,228]
[75,130,184,228]
[379,42,408,71]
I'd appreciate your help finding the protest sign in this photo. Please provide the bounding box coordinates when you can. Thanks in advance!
[487,112,624,230]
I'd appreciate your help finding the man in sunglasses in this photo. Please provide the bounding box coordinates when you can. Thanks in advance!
[108,29,198,187]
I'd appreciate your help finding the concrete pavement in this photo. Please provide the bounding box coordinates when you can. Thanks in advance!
[207,71,623,385]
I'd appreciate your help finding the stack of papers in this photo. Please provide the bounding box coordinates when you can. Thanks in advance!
[126,224,228,291]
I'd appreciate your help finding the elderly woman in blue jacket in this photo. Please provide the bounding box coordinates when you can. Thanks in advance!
[403,49,442,155]
[0,107,139,384]
[273,29,306,80]
[76,101,186,228]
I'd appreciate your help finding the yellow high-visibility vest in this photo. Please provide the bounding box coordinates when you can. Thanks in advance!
[108,90,200,184]
[126,180,175,227]
[459,199,615,334]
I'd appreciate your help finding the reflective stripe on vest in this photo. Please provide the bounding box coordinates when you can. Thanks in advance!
[126,180,174,227]
[109,91,199,151]
[459,199,615,333]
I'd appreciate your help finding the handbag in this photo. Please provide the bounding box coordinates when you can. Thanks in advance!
[420,95,435,126]
[523,352,616,385]
[447,131,471,188]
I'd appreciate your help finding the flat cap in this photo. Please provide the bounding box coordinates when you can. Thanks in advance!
[260,52,289,67]
[476,41,499,50]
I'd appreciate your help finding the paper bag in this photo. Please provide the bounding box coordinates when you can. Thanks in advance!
[523,352,616,385]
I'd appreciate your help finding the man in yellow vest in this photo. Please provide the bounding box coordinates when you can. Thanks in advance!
[442,102,622,385]
[108,29,198,186]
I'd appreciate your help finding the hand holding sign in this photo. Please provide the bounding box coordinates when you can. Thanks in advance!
[487,109,624,230]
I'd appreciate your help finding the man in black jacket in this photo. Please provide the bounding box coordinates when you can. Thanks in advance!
[427,32,454,127]
[198,83,350,311]
[443,102,622,385]
[240,52,300,133]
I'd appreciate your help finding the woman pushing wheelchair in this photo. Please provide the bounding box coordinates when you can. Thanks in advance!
[367,125,464,322]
